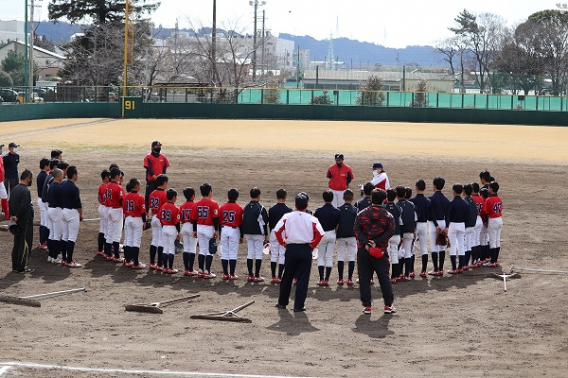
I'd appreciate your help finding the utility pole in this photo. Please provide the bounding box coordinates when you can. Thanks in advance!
[212,0,216,84]
[296,44,300,88]
[250,0,266,82]
[24,0,28,94]
[28,0,35,102]
[261,9,265,77]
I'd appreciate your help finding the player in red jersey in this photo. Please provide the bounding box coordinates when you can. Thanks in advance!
[96,169,110,256]
[104,168,125,262]
[159,189,181,274]
[180,187,198,276]
[471,182,485,267]
[148,174,168,270]
[144,141,170,211]
[191,183,220,279]
[326,153,354,207]
[219,188,244,280]
[123,178,147,269]
[482,181,503,267]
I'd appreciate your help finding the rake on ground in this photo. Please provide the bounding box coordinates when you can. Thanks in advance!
[510,265,568,275]
[0,288,86,308]
[190,300,255,323]
[490,272,519,292]
[124,294,200,314]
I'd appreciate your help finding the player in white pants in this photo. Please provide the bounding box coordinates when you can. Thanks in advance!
[314,190,340,286]
[447,184,468,273]
[180,187,198,276]
[270,230,286,281]
[484,181,504,267]
[97,169,110,256]
[123,178,147,269]
[193,183,220,279]
[47,169,64,264]
[219,188,244,280]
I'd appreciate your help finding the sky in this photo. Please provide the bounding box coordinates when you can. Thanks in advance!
[0,0,560,48]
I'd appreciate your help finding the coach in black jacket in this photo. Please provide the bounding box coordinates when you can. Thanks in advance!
[9,169,34,273]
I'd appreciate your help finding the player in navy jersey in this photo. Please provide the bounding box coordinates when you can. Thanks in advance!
[268,189,293,283]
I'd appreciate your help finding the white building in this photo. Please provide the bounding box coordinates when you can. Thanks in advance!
[0,20,25,43]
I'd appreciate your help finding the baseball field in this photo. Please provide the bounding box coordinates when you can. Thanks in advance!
[0,118,567,378]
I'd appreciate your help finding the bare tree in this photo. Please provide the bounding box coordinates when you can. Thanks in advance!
[435,36,467,93]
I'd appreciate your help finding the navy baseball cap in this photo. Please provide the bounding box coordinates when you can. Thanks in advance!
[335,153,344,160]
[151,141,162,147]
[9,142,18,148]
[209,238,218,254]
[372,162,383,169]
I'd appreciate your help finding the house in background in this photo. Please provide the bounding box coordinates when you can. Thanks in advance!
[0,40,66,81]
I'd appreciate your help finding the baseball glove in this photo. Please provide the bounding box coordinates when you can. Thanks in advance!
[435,231,447,247]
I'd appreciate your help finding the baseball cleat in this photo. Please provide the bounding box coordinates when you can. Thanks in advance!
[420,271,427,277]
[202,272,216,279]
[271,277,279,284]
[346,279,354,286]
[390,277,397,284]
[149,263,157,270]
[113,257,125,263]
[384,305,396,314]
[401,276,410,282]
[228,274,239,280]
[247,275,254,282]
[197,271,206,278]
[363,305,372,314]
[96,250,104,256]
[222,274,230,280]
[276,277,282,283]
[65,260,82,268]
[169,268,179,274]
[184,269,198,277]
[447,269,460,274]
[123,260,132,268]
[104,254,114,261]
[131,263,147,269]
[409,271,416,278]
[317,280,326,286]
[156,265,164,271]
[337,278,344,285]
[253,276,265,283]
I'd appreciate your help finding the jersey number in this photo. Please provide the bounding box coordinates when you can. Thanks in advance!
[223,210,236,224]
[161,209,171,222]
[197,206,209,219]
[181,209,192,222]
[125,200,135,212]
[493,203,503,214]
[105,188,112,201]
[150,197,160,210]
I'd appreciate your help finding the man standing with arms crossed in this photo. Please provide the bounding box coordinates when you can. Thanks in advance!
[144,141,170,212]
[326,153,354,207]
[354,189,396,315]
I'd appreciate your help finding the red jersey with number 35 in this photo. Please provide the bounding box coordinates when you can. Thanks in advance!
[192,198,219,226]
[98,183,107,205]
[482,194,503,218]
[180,201,197,224]
[123,192,146,217]
[104,182,125,208]
[149,189,168,217]
[159,202,180,226]
[220,202,244,227]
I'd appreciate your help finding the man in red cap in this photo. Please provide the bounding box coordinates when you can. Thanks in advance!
[143,141,170,212]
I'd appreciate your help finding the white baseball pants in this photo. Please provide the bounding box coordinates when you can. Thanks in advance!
[124,216,143,248]
[197,224,215,256]
[181,222,197,253]
[221,226,240,260]
[107,207,124,244]
[388,234,401,264]
[429,220,446,252]
[162,225,178,255]
[465,227,475,251]
[0,181,7,199]
[62,208,80,242]
[48,207,63,240]
[473,216,483,246]
[487,217,503,249]
[151,214,163,247]
[401,232,414,259]
[337,236,356,262]
[98,204,108,234]
[416,222,428,255]
[38,198,48,227]
[317,230,336,268]
[269,230,287,265]
[448,222,466,256]
[245,234,264,260]
[330,189,345,207]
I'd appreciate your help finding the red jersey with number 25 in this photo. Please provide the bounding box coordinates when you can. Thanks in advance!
[105,182,125,208]
[220,202,244,227]
[159,202,180,226]
[180,201,197,224]
[482,194,503,219]
[149,189,168,217]
[123,192,146,217]
[192,198,219,226]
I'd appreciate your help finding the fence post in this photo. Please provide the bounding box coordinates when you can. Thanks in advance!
[386,91,390,107]
[261,89,264,104]
[286,89,289,105]
[510,95,514,110]
[461,93,464,109]
[436,93,439,108]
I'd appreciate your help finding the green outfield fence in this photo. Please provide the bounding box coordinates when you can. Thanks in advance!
[1,85,568,126]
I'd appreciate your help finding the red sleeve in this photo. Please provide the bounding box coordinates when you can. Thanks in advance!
[275,219,287,246]
[311,222,324,248]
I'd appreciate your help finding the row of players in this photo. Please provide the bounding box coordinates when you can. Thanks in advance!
[93,166,503,284]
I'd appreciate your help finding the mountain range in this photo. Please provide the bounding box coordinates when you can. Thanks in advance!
[34,21,443,67]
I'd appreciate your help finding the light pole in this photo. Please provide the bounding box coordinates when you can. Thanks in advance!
[249,0,266,82]
[24,0,28,92]
[212,0,216,84]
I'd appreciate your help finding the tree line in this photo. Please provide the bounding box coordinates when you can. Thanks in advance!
[437,8,568,96]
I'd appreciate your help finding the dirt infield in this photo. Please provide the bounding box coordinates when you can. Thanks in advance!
[0,119,567,378]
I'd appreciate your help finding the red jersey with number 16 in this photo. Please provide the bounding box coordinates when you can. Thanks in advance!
[220,202,244,227]
[159,202,180,226]
[482,194,503,219]
[192,198,220,226]
[105,182,125,208]
[180,201,197,224]
[149,189,168,217]
[123,192,146,217]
